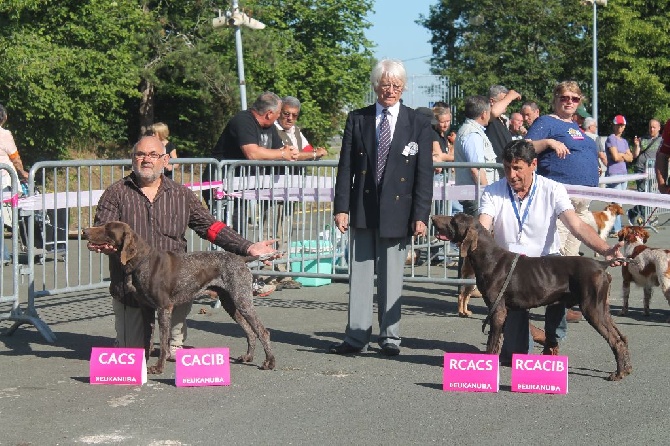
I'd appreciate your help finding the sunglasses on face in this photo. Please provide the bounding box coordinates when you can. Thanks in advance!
[558,95,581,104]
[281,111,299,119]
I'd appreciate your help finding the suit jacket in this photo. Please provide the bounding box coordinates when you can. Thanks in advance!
[334,103,433,238]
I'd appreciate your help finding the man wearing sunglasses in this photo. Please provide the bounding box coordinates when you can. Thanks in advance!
[275,96,328,161]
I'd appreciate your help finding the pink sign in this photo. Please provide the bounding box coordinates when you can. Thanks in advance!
[443,353,499,392]
[90,347,147,386]
[510,354,568,394]
[175,348,230,387]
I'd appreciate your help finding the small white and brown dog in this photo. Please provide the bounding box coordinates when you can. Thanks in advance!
[585,203,625,241]
[617,226,670,319]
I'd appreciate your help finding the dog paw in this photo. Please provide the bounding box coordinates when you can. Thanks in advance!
[458,310,473,318]
[147,365,164,375]
[617,309,628,316]
[235,354,253,363]
[261,358,276,370]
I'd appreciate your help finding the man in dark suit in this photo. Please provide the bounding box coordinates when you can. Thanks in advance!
[329,59,433,356]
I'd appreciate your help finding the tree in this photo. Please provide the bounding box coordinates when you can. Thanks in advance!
[0,0,375,162]
[419,0,670,136]
[0,0,151,162]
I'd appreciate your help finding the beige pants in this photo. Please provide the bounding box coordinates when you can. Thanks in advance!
[112,299,191,349]
[557,197,591,256]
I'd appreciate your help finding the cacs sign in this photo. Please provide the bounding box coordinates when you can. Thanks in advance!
[90,347,146,386]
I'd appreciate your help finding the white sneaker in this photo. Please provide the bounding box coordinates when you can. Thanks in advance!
[167,345,180,362]
[252,280,276,297]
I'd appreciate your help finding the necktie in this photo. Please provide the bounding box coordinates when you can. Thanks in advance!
[377,109,391,184]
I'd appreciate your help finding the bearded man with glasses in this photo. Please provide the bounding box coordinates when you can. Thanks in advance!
[88,135,279,360]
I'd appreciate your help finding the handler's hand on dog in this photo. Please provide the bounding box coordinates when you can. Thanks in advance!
[413,220,427,237]
[334,212,348,234]
[87,242,116,255]
[248,240,280,266]
[603,241,626,266]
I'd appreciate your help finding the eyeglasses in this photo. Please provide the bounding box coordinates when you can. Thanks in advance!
[379,83,404,92]
[133,152,166,161]
[281,111,299,119]
[558,95,582,104]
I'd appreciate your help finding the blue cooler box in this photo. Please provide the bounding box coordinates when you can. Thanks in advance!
[289,240,333,286]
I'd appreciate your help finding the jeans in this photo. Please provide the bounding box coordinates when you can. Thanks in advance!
[606,180,627,233]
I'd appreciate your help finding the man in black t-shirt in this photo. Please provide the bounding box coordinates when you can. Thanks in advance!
[485,85,521,172]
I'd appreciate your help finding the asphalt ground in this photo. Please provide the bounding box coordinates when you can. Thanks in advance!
[1,210,670,445]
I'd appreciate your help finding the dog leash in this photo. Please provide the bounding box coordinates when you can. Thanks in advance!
[481,253,520,333]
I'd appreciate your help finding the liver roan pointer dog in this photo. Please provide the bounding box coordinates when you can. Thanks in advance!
[432,213,631,381]
[83,221,275,374]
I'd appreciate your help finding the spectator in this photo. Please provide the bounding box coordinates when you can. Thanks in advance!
[329,59,433,356]
[520,101,540,128]
[605,115,633,235]
[629,119,662,225]
[212,91,299,163]
[454,95,498,216]
[654,119,670,194]
[0,103,29,263]
[572,104,590,132]
[88,136,279,358]
[485,85,521,168]
[479,140,622,361]
[526,80,600,324]
[429,105,462,215]
[275,96,328,160]
[583,117,607,183]
[149,122,178,179]
[508,112,527,140]
[209,92,299,231]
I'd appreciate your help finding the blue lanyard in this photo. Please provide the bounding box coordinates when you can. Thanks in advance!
[507,173,538,240]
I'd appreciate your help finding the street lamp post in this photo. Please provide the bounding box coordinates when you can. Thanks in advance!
[582,0,607,125]
[213,1,266,110]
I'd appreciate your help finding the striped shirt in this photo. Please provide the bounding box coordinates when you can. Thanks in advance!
[94,173,252,305]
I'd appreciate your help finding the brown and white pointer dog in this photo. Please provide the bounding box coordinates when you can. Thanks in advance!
[83,221,275,374]
[618,225,670,320]
[432,213,632,381]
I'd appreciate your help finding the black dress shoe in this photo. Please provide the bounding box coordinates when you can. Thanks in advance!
[379,343,400,356]
[328,341,364,355]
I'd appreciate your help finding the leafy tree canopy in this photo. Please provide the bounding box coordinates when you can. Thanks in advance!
[420,0,670,137]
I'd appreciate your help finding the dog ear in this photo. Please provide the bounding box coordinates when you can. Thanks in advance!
[119,227,138,265]
[617,227,626,242]
[642,229,650,243]
[460,226,478,256]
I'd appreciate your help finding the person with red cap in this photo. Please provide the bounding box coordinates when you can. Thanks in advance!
[605,114,633,235]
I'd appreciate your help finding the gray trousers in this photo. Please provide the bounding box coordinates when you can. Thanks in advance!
[343,227,407,349]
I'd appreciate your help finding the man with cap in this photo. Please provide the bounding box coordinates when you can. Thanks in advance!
[573,104,591,132]
[605,114,633,235]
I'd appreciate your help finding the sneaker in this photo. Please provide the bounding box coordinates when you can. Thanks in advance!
[167,345,179,362]
[252,279,276,297]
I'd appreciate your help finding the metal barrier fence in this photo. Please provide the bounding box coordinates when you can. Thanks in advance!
[3,157,670,342]
[0,164,22,322]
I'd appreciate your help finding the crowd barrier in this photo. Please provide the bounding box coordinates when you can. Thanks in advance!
[0,164,21,325]
[2,157,670,342]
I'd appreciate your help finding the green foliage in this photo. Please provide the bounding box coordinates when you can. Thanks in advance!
[0,0,150,163]
[0,0,374,162]
[420,0,670,138]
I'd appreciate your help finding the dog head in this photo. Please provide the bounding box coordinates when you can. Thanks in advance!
[617,225,649,245]
[431,213,479,256]
[605,202,624,216]
[82,221,138,265]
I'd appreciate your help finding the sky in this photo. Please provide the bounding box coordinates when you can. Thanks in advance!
[365,0,438,108]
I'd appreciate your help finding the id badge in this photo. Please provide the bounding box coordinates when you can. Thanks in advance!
[508,242,542,257]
